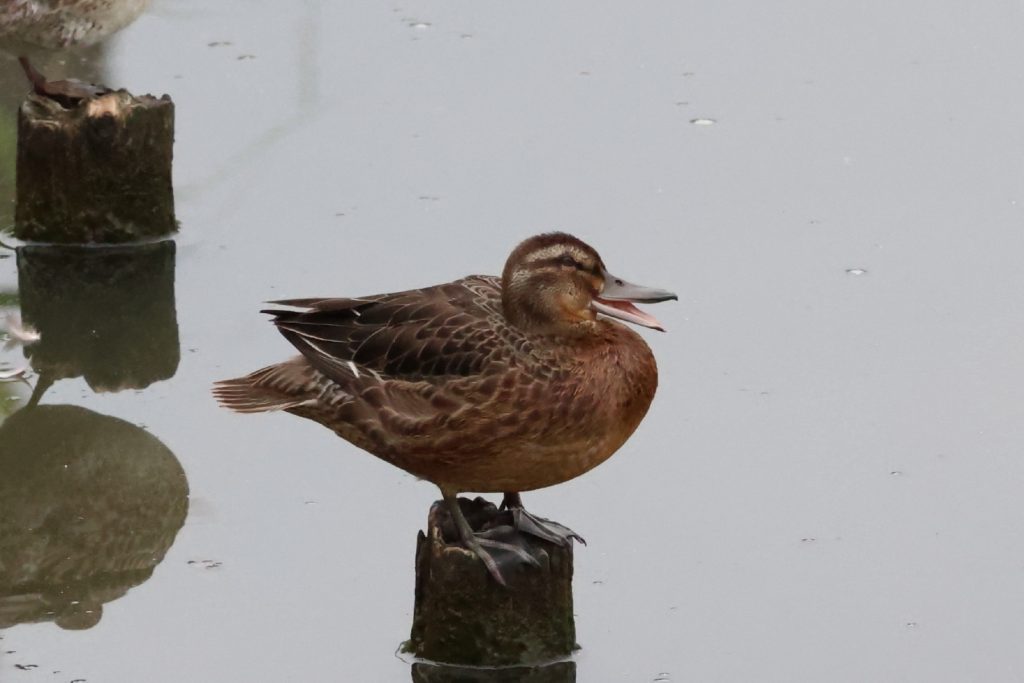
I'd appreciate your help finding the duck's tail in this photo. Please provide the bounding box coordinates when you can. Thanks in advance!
[212,358,318,414]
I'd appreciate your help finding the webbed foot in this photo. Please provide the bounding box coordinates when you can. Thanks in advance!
[441,493,542,586]
[500,492,586,547]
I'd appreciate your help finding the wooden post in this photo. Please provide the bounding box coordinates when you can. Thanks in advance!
[15,89,175,243]
[405,497,577,667]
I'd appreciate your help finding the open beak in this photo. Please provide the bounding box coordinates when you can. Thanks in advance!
[592,270,677,332]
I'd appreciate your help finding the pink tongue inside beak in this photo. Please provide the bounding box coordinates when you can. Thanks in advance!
[592,297,666,332]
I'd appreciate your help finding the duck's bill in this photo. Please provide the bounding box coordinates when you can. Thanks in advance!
[593,273,678,332]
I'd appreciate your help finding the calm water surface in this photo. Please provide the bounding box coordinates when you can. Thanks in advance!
[2,1,1024,681]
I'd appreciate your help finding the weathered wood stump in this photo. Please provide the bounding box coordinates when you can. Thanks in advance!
[15,88,175,243]
[406,497,577,667]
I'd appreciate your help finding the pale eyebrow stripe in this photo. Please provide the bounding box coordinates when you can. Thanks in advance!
[523,245,568,262]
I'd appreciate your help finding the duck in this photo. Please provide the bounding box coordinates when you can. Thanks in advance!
[213,232,676,584]
[1,0,149,104]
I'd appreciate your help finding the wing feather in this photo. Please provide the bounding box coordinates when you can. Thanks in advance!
[262,276,510,387]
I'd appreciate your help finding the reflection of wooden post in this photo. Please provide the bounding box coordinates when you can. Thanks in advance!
[17,241,179,391]
[406,497,577,667]
[15,90,175,243]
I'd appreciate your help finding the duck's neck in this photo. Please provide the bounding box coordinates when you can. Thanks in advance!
[501,286,595,337]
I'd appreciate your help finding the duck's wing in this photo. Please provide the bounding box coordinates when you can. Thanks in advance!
[262,275,512,385]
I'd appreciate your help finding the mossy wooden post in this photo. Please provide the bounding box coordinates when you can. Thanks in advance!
[406,497,577,667]
[15,89,175,243]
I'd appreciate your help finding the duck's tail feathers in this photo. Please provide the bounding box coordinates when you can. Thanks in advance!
[212,359,318,414]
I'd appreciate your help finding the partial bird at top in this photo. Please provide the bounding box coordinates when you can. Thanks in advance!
[1,0,149,103]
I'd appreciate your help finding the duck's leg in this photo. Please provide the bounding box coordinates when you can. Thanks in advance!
[500,492,587,547]
[441,490,540,586]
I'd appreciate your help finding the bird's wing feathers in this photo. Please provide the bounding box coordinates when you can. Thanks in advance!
[262,276,510,386]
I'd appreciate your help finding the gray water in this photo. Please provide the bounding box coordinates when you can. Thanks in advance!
[2,1,1024,681]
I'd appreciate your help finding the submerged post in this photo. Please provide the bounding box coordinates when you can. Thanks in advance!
[411,661,576,682]
[406,497,576,667]
[15,89,175,243]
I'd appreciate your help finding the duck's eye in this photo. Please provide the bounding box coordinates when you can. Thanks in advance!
[558,254,580,269]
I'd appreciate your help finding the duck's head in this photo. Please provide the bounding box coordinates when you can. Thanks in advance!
[501,232,677,335]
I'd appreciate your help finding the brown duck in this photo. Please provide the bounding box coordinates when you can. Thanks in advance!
[214,232,675,584]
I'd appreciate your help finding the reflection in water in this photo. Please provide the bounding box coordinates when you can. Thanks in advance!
[0,369,30,418]
[17,241,178,393]
[411,662,575,683]
[0,405,188,630]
